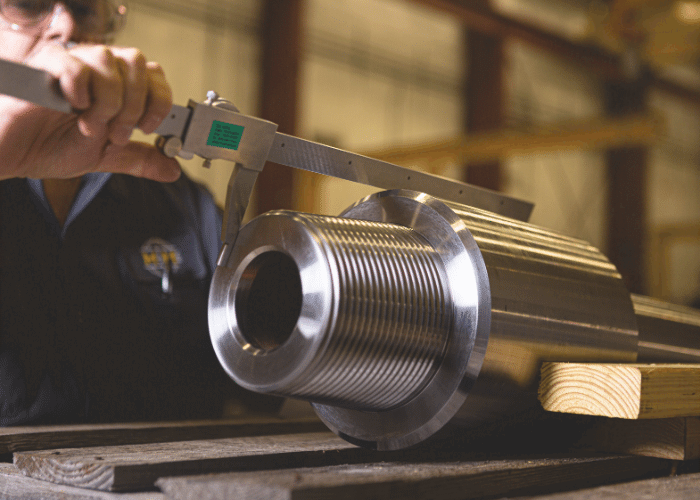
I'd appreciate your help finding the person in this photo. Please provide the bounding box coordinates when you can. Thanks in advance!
[0,0,257,424]
[0,0,181,182]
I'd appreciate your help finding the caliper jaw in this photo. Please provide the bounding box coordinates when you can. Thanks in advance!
[155,92,279,264]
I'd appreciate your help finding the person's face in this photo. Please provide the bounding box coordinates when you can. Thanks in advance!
[0,0,118,62]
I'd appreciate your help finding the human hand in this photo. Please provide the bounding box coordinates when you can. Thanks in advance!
[0,43,181,181]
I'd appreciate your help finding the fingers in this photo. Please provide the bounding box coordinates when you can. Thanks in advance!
[138,61,172,134]
[25,44,92,110]
[18,45,181,182]
[29,44,173,143]
[71,45,124,138]
[102,141,182,182]
[107,47,152,143]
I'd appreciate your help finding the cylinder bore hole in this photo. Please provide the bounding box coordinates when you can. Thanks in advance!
[235,251,303,351]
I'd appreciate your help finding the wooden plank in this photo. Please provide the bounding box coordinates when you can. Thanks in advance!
[361,114,662,174]
[579,416,700,460]
[0,417,326,454]
[525,472,700,500]
[604,77,649,295]
[539,363,700,419]
[14,432,381,492]
[408,0,622,80]
[256,0,303,215]
[156,455,670,500]
[410,0,700,108]
[464,15,504,191]
[0,463,163,500]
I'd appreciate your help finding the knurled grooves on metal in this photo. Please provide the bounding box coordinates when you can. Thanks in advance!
[281,214,452,411]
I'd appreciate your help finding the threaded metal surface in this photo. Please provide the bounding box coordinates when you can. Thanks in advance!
[211,192,490,448]
[274,214,452,411]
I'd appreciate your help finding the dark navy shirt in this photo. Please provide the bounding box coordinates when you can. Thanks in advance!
[0,173,241,424]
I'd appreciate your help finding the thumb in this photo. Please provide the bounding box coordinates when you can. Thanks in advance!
[100,141,182,182]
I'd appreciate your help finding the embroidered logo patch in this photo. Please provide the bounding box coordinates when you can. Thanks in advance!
[140,238,182,277]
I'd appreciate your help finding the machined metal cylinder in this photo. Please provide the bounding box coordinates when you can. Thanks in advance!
[632,294,700,363]
[209,190,700,450]
[229,213,453,411]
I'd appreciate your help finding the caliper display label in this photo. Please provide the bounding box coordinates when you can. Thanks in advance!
[207,120,244,150]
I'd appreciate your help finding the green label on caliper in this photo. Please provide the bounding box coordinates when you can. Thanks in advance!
[207,120,244,150]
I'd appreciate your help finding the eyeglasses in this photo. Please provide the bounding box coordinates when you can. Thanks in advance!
[0,0,127,40]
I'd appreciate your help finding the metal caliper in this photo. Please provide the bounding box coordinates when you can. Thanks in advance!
[0,57,532,240]
[154,92,535,267]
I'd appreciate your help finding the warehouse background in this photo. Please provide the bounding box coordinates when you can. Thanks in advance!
[121,0,700,308]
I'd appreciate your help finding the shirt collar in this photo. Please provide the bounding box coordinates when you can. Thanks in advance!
[27,173,112,239]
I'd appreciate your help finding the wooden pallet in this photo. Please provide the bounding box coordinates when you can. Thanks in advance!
[6,435,673,499]
[14,432,363,492]
[155,454,670,500]
[0,416,326,454]
[0,462,164,500]
[0,362,697,499]
[510,472,700,500]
